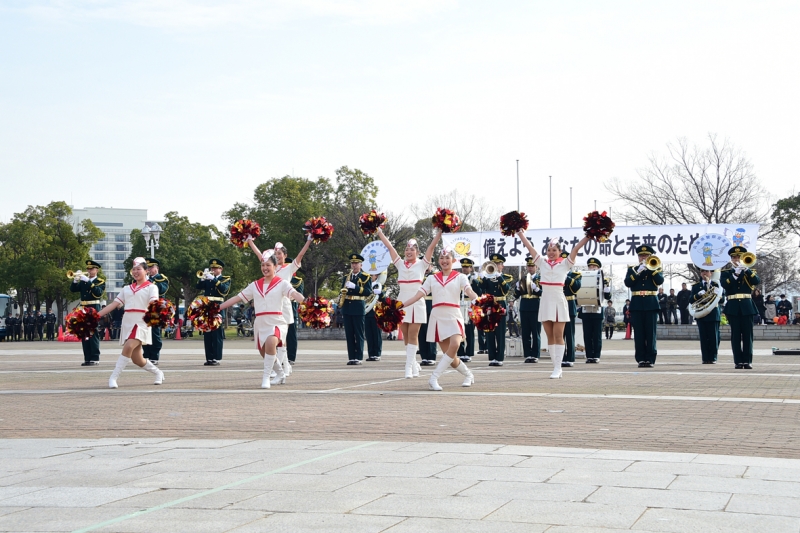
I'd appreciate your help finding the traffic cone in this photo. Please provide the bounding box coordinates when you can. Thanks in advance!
[397,328,403,341]
[57,326,64,342]
[625,323,632,339]
[104,328,110,341]
[174,321,182,340]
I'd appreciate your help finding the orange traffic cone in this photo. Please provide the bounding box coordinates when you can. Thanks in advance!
[57,325,64,342]
[174,321,182,340]
[104,328,110,341]
[397,328,403,341]
[625,323,632,339]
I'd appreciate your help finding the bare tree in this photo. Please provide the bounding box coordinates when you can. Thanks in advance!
[755,243,800,295]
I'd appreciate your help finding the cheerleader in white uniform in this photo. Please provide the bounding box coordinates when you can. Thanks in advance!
[219,251,305,389]
[400,248,478,390]
[247,234,313,378]
[97,257,162,388]
[519,232,591,378]
[375,227,442,378]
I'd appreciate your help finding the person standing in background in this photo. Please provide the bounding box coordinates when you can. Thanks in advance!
[677,282,692,324]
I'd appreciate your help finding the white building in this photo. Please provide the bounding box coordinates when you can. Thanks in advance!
[71,207,150,302]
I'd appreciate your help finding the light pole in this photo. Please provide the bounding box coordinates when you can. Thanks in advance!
[141,223,162,258]
[516,160,520,212]
[569,187,573,227]
[549,175,552,228]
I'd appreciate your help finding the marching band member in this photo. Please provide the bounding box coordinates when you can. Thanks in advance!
[341,253,373,365]
[692,268,723,364]
[624,245,664,368]
[196,259,231,366]
[375,228,442,378]
[419,265,440,365]
[580,257,611,364]
[400,248,478,390]
[457,258,480,362]
[519,232,592,378]
[721,246,760,369]
[70,260,105,366]
[479,253,514,366]
[142,258,169,365]
[288,273,304,364]
[219,251,305,388]
[365,273,383,361]
[561,252,582,367]
[515,257,542,363]
[97,257,162,388]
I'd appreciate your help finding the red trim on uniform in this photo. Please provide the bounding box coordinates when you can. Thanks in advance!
[274,326,283,347]
[256,312,282,316]
[125,309,146,313]
[432,303,459,308]
[129,281,152,294]
[434,323,440,342]
[545,259,563,267]
[540,282,564,286]
[398,280,421,284]
[127,324,138,340]
[433,271,459,286]
[255,276,282,297]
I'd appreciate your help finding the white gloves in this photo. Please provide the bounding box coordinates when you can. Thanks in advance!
[245,235,254,242]
[307,233,314,241]
[735,267,743,275]
[204,272,214,280]
[604,286,611,294]
[80,275,90,282]
[345,281,356,289]
[636,264,647,274]
[374,289,381,295]
[516,281,520,289]
[698,290,706,296]
[533,285,541,293]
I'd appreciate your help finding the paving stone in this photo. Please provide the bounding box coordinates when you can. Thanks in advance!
[494,445,598,458]
[411,452,526,467]
[485,500,645,528]
[744,466,800,482]
[226,512,404,532]
[123,471,264,490]
[227,490,380,513]
[587,486,730,510]
[459,480,597,501]
[383,517,547,533]
[515,456,633,472]
[92,508,269,533]
[352,494,511,519]
[435,465,561,483]
[548,470,676,489]
[0,506,143,532]
[624,461,747,478]
[243,473,365,492]
[632,507,800,533]
[325,461,452,478]
[726,493,800,518]
[669,475,800,497]
[0,486,155,508]
[334,476,477,497]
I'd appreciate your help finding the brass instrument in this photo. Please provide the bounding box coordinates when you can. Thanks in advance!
[480,261,498,278]
[338,270,353,308]
[645,255,662,271]
[196,268,211,279]
[741,252,757,268]
[689,282,723,319]
[364,271,388,313]
[66,270,84,280]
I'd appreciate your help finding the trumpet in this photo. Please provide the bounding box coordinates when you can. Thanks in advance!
[645,255,662,271]
[196,268,211,279]
[480,261,498,278]
[741,252,757,268]
[66,270,84,280]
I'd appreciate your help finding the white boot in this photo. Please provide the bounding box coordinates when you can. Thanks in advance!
[404,344,417,378]
[454,360,474,387]
[270,356,286,385]
[108,355,129,389]
[278,346,292,377]
[550,344,564,379]
[429,355,453,391]
[262,355,277,389]
[143,360,164,385]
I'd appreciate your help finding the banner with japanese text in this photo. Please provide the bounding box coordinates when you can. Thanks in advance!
[441,224,760,267]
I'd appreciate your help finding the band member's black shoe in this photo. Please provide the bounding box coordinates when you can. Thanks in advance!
[743,363,753,369]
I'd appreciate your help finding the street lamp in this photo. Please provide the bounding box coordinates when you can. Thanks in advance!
[141,223,162,258]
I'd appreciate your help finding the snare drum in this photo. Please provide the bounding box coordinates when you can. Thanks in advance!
[576,269,604,307]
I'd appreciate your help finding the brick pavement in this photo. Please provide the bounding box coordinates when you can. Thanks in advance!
[1,338,799,458]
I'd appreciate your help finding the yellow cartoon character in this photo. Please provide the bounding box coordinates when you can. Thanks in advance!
[454,241,471,257]
[369,249,378,271]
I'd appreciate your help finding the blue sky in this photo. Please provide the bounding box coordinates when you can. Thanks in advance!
[1,0,798,230]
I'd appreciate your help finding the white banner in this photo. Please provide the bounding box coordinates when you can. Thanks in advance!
[442,224,759,267]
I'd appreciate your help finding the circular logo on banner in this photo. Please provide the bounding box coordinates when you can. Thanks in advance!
[360,241,391,275]
[689,233,733,270]
[448,236,477,260]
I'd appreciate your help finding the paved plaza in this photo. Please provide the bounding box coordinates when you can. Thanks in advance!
[1,336,799,531]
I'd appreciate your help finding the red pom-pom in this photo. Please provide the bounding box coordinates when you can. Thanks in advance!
[431,207,461,233]
[66,307,100,341]
[582,210,615,242]
[185,297,222,332]
[374,297,406,333]
[303,216,334,243]
[469,295,507,332]
[144,298,175,329]
[500,211,529,237]
[359,210,387,236]
[230,219,261,248]
[298,296,332,329]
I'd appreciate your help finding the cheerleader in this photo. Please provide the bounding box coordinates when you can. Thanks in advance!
[219,250,305,388]
[247,234,313,378]
[519,232,591,378]
[97,257,162,389]
[400,248,478,391]
[375,227,442,378]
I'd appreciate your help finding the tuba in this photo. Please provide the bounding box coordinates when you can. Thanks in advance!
[364,271,388,313]
[481,261,498,278]
[689,283,723,319]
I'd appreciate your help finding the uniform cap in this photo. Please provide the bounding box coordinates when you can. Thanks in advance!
[525,256,536,266]
[728,246,747,256]
[560,251,569,259]
[490,253,506,263]
[209,258,225,268]
[460,258,474,267]
[85,260,102,269]
[349,253,364,263]
[145,257,160,267]
[636,245,655,255]
[587,257,602,268]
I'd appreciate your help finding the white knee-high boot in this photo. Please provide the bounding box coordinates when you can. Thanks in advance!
[550,344,563,379]
[454,359,474,387]
[109,355,129,389]
[263,355,277,388]
[271,355,285,385]
[143,360,164,385]
[405,344,418,378]
[429,355,453,391]
[278,346,291,376]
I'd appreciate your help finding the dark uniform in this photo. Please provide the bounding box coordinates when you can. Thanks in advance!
[142,258,169,364]
[479,253,513,366]
[196,258,231,365]
[69,260,105,365]
[691,276,723,364]
[515,257,542,363]
[6,315,16,342]
[45,310,57,341]
[287,274,304,363]
[34,311,44,341]
[23,311,34,341]
[720,246,760,369]
[561,254,582,366]
[365,275,383,361]
[418,270,439,365]
[13,314,22,341]
[623,245,664,367]
[580,257,611,364]
[457,258,481,362]
[341,254,373,365]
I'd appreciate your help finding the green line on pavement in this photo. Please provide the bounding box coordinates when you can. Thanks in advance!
[72,441,377,533]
